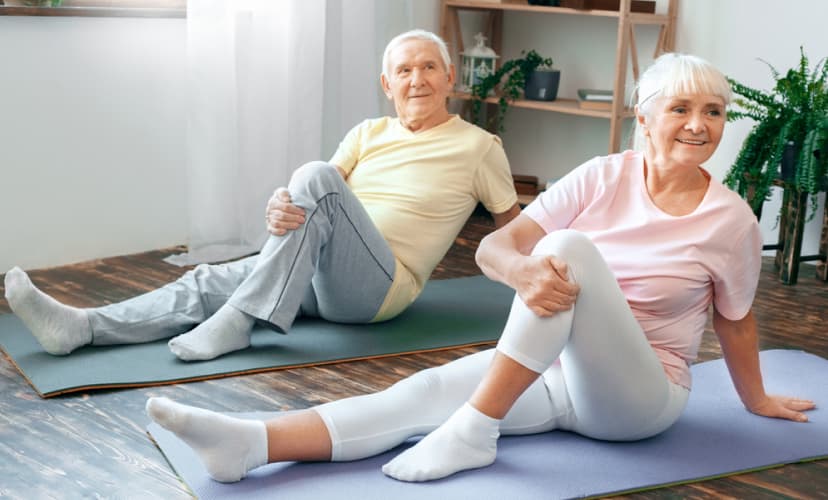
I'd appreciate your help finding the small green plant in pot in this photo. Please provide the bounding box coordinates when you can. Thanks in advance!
[724,47,828,219]
[470,50,554,132]
[3,0,63,5]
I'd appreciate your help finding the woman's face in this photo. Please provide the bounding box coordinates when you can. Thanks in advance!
[638,93,726,168]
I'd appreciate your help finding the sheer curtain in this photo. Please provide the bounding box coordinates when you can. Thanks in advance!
[168,0,438,265]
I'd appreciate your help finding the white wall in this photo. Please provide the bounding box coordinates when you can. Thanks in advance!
[1,1,825,272]
[0,16,187,272]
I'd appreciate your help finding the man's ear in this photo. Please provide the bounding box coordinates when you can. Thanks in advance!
[447,64,456,86]
[380,74,392,100]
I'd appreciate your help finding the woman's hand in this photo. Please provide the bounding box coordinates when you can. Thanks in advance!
[265,187,306,236]
[747,394,816,422]
[509,254,580,317]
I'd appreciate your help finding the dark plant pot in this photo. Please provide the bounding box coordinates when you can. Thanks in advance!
[780,140,798,183]
[524,69,560,101]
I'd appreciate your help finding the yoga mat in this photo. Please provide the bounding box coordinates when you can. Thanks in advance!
[0,276,512,398]
[147,350,828,500]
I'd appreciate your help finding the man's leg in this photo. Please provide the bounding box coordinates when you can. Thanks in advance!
[168,162,396,360]
[3,256,255,355]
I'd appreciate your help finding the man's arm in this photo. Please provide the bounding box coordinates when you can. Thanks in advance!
[491,202,521,229]
[334,165,348,180]
[265,163,348,236]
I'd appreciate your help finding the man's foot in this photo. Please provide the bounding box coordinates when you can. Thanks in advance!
[4,267,91,355]
[146,397,267,482]
[168,304,254,361]
[382,402,500,482]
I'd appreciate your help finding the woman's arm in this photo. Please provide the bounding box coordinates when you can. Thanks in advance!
[476,214,578,317]
[713,307,815,422]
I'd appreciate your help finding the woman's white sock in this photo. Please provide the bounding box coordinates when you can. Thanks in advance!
[146,397,267,483]
[4,267,91,355]
[381,402,500,482]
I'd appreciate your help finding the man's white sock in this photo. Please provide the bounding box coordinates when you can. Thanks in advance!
[4,267,91,355]
[382,402,500,482]
[168,304,254,361]
[146,397,268,483]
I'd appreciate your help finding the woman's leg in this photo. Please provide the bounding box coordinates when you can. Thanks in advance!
[168,162,396,360]
[384,230,686,481]
[146,348,566,482]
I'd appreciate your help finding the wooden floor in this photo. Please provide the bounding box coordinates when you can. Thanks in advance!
[1,213,826,499]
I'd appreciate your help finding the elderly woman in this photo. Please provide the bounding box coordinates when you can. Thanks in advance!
[145,53,815,483]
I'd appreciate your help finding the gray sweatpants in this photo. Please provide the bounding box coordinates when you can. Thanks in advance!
[87,162,396,345]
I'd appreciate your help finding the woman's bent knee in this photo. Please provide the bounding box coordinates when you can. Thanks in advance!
[531,230,594,259]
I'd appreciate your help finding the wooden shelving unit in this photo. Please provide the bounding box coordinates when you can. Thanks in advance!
[440,0,678,153]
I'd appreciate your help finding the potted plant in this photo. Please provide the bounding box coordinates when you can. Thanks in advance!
[3,0,62,5]
[470,50,555,132]
[724,47,828,219]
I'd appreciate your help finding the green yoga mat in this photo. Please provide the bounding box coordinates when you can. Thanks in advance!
[0,276,513,398]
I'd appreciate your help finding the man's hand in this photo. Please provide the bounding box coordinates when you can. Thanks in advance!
[265,187,306,236]
[509,254,579,317]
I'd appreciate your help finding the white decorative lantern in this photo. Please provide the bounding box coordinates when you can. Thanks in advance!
[459,33,499,93]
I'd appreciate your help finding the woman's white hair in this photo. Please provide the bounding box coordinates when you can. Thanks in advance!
[382,29,452,78]
[632,53,731,151]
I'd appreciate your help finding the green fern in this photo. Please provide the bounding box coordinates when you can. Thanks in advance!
[725,47,828,220]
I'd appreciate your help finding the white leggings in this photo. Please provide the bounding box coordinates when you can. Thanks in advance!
[315,230,689,461]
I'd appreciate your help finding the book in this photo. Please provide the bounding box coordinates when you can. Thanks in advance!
[577,88,613,111]
[578,99,613,111]
[577,88,613,102]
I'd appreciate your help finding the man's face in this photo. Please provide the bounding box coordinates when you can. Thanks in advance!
[381,39,455,132]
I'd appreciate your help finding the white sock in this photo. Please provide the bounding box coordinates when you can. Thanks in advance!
[4,267,91,355]
[167,304,254,361]
[146,397,268,483]
[382,402,500,482]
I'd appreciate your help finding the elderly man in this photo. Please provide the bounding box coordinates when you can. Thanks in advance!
[5,29,520,361]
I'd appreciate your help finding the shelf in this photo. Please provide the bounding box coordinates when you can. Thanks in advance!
[444,0,669,24]
[451,92,635,119]
[441,0,677,152]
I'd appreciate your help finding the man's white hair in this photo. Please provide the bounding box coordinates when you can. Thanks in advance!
[382,29,452,78]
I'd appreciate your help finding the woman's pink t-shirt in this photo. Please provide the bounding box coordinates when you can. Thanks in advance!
[524,150,762,389]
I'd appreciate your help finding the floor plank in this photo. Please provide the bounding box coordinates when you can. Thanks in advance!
[1,213,826,499]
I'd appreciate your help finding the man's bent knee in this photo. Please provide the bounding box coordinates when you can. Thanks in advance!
[288,161,344,200]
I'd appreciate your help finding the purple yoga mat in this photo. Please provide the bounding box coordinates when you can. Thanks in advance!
[147,350,827,499]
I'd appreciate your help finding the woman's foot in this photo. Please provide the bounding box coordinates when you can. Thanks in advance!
[382,402,500,482]
[146,397,267,482]
[4,267,91,355]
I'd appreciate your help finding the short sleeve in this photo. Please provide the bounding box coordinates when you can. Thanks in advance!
[523,156,601,232]
[712,219,762,320]
[329,122,363,175]
[472,136,518,215]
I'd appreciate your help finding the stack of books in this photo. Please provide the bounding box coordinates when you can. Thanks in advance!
[577,88,613,111]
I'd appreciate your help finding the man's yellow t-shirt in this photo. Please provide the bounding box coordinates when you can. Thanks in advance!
[329,115,516,321]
